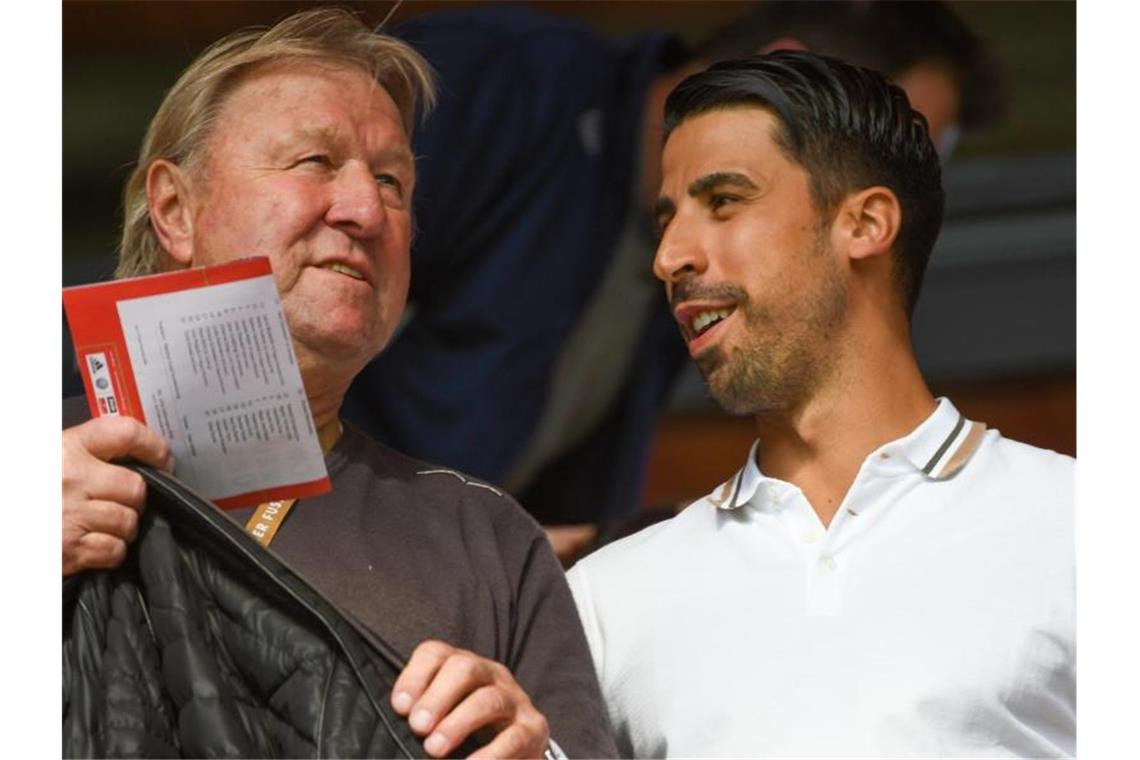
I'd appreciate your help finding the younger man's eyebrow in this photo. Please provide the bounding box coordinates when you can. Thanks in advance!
[688,171,758,197]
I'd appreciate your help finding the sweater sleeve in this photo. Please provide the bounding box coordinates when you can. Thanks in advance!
[497,512,619,758]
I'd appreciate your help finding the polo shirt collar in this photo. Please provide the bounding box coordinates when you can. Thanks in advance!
[713,398,986,511]
[887,397,987,480]
[708,439,764,511]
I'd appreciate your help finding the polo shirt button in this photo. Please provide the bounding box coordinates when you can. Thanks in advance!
[820,556,837,571]
[802,530,822,544]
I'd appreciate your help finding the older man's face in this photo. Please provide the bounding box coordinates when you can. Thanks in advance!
[185,60,414,374]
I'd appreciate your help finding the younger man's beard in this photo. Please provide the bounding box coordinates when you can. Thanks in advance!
[697,246,848,417]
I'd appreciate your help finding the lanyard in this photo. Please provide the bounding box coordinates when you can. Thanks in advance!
[244,418,342,547]
[245,498,297,546]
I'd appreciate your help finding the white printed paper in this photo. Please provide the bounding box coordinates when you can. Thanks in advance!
[116,275,327,502]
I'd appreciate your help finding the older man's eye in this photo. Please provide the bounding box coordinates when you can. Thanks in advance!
[376,173,403,193]
[376,174,408,205]
[292,154,332,170]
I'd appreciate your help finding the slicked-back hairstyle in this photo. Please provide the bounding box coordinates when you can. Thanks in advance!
[694,1,1006,131]
[116,7,436,279]
[664,51,944,317]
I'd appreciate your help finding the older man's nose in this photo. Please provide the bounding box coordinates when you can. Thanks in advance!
[327,161,387,238]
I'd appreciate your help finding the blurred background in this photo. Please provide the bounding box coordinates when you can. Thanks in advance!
[63,0,1075,509]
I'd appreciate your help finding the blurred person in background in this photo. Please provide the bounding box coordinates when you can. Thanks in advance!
[342,1,1006,564]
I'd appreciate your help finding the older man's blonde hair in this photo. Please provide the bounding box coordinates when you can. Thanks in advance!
[115,7,436,279]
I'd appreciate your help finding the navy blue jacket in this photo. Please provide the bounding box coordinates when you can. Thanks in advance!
[344,7,687,523]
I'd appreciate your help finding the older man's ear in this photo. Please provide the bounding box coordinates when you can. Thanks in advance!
[146,159,197,268]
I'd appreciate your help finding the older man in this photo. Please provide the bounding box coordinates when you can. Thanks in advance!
[62,9,615,758]
[568,52,1074,756]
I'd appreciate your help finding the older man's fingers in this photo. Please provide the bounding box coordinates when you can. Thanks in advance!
[64,532,129,576]
[420,685,512,757]
[63,417,167,577]
[73,499,142,541]
[407,649,493,736]
[392,640,454,717]
[73,463,148,508]
[71,415,173,471]
[466,722,544,760]
[393,642,549,757]
[62,498,142,576]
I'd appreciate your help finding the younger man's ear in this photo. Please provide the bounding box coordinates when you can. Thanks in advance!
[833,186,901,263]
[146,160,197,267]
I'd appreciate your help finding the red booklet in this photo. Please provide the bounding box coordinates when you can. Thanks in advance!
[63,258,331,509]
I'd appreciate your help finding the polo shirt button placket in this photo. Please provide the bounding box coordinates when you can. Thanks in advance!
[805,545,845,616]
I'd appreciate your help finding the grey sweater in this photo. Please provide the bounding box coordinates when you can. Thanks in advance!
[64,397,618,757]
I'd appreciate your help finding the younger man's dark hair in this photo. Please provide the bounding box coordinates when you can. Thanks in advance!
[664,51,944,317]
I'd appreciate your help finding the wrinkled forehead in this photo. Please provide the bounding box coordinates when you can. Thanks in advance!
[216,56,395,120]
[202,58,411,158]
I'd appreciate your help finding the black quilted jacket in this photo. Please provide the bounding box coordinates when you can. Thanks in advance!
[62,464,465,758]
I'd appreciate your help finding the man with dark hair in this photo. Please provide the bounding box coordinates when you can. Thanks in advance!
[567,52,1073,756]
[342,2,1004,563]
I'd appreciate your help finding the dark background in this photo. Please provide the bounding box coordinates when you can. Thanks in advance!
[63,1,1075,505]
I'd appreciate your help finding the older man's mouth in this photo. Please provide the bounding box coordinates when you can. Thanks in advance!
[321,262,366,281]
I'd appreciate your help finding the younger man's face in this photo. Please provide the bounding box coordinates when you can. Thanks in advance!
[653,107,848,415]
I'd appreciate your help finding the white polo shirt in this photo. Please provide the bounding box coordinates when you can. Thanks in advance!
[568,399,1075,757]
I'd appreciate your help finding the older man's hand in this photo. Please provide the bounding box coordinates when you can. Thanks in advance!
[62,416,173,577]
[392,640,550,759]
